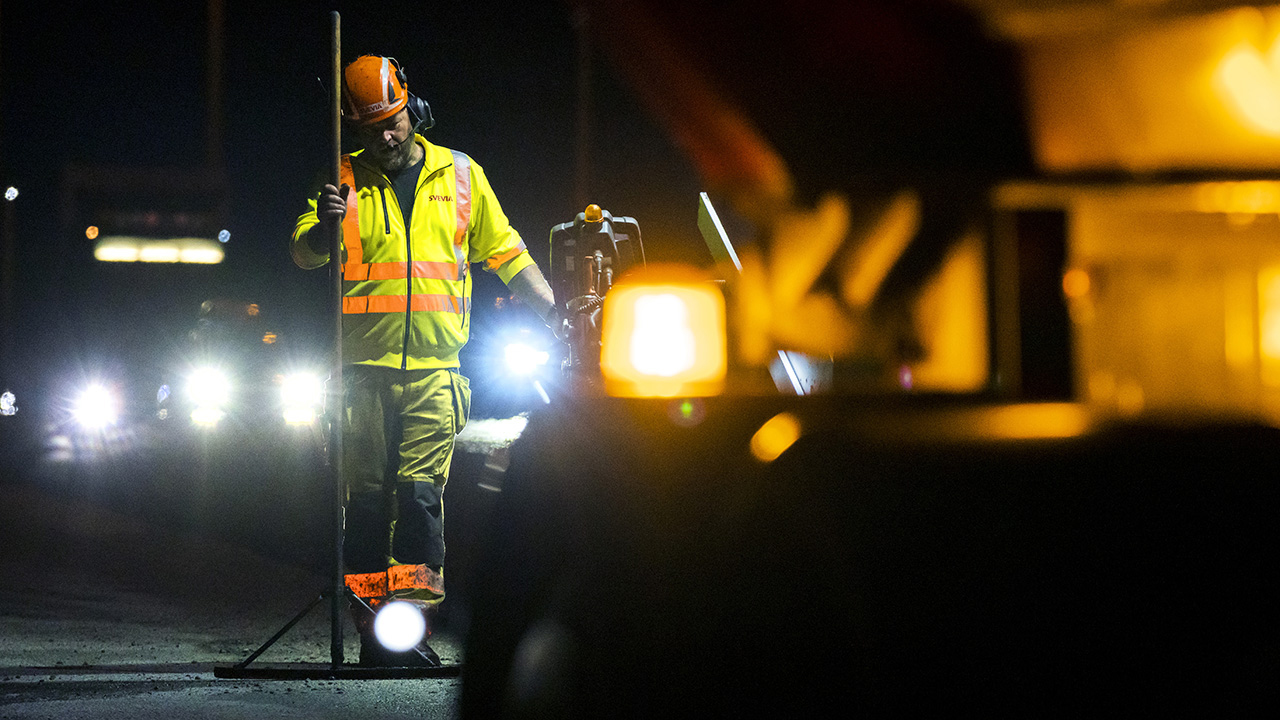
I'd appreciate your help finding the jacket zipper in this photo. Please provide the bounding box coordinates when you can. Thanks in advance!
[378,187,391,234]
[385,184,413,370]
[402,220,413,370]
[373,181,412,369]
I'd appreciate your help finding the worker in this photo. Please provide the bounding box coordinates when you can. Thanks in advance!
[291,55,561,666]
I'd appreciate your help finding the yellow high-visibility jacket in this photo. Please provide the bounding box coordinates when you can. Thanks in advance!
[292,136,534,369]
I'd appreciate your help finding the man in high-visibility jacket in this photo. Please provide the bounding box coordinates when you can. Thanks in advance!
[291,55,560,666]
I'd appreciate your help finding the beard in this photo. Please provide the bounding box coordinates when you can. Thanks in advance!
[372,137,417,173]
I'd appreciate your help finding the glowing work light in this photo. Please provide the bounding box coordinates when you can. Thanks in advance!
[504,342,550,377]
[600,269,726,397]
[373,601,427,652]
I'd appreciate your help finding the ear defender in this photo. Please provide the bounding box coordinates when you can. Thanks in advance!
[389,57,435,132]
[406,94,435,132]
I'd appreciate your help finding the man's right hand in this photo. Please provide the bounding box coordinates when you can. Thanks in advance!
[307,183,351,259]
[317,183,351,229]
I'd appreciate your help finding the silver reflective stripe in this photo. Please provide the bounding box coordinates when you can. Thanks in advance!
[451,150,472,280]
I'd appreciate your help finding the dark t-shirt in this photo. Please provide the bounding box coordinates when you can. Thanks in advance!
[387,155,425,227]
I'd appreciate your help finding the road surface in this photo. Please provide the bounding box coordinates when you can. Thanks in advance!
[0,417,524,719]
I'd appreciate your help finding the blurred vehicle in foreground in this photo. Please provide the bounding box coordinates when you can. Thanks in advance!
[463,396,1276,716]
[458,0,1280,715]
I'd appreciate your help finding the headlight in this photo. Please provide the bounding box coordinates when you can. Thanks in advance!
[72,383,120,430]
[280,372,324,425]
[187,367,231,426]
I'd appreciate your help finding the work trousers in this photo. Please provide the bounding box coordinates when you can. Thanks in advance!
[342,364,470,601]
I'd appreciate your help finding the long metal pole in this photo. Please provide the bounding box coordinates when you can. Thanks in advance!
[1,200,14,387]
[0,0,10,388]
[328,10,345,671]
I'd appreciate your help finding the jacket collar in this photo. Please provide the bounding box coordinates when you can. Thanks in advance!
[351,135,453,179]
[418,136,457,176]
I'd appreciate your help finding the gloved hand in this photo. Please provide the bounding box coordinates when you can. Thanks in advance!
[556,296,602,345]
[548,305,573,343]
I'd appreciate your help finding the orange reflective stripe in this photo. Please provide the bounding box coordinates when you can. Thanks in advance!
[339,156,363,272]
[366,296,405,314]
[344,564,444,599]
[342,294,470,314]
[485,241,528,272]
[413,261,466,280]
[342,261,461,282]
[409,294,469,313]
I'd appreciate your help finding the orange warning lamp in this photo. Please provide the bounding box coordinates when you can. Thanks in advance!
[600,265,726,398]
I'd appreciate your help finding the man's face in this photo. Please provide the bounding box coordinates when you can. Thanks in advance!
[356,109,416,172]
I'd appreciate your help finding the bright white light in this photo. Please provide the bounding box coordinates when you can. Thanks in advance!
[4,187,17,201]
[630,294,695,377]
[178,246,224,264]
[1,390,17,416]
[373,601,427,652]
[280,372,323,406]
[504,343,550,376]
[95,241,140,262]
[190,406,225,426]
[72,384,120,430]
[281,407,315,425]
[139,244,181,263]
[281,372,323,425]
[95,237,224,264]
[188,367,231,406]
[218,229,231,243]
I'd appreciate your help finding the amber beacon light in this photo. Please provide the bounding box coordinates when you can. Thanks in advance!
[600,266,727,398]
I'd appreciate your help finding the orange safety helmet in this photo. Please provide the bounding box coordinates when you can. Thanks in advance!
[342,55,409,125]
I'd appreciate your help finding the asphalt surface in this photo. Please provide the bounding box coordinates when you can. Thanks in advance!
[0,417,523,719]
